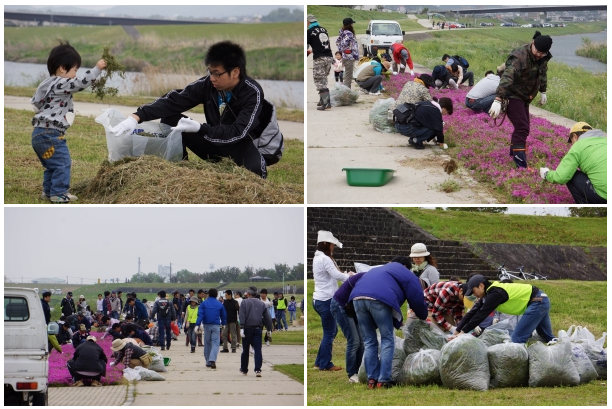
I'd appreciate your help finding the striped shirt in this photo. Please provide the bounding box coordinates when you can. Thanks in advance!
[423,281,465,331]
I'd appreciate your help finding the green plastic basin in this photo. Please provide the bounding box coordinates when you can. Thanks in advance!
[163,357,171,366]
[342,168,396,187]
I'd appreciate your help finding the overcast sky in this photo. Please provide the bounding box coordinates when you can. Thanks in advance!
[5,207,304,284]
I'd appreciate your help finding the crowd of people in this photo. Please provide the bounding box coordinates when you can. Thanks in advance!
[43,286,304,386]
[307,15,606,204]
[312,230,557,388]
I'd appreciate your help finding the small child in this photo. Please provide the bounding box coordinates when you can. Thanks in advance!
[287,296,297,324]
[332,51,344,83]
[31,40,106,203]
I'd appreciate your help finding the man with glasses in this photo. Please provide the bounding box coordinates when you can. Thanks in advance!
[489,31,552,169]
[111,41,269,178]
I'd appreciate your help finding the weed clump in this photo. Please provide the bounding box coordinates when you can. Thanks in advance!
[91,46,126,100]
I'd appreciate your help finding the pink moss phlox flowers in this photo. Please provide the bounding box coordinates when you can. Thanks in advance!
[383,74,574,203]
[48,335,124,386]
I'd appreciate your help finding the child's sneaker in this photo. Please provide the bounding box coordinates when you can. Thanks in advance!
[50,193,78,203]
[369,91,381,96]
[41,191,51,201]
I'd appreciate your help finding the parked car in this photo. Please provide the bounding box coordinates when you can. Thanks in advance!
[543,23,552,27]
[42,289,49,295]
[521,24,533,28]
[532,23,543,28]
[554,23,566,27]
[4,287,55,405]
[361,20,405,58]
[55,289,62,295]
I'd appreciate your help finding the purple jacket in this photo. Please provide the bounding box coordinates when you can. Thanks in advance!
[333,273,365,306]
[348,262,428,328]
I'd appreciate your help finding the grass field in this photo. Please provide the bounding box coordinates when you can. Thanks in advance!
[274,364,305,383]
[4,107,304,204]
[392,208,607,247]
[4,23,303,81]
[306,6,424,34]
[575,37,607,63]
[306,280,607,405]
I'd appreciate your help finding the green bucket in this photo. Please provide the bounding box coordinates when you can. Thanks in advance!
[342,168,396,187]
[163,357,171,366]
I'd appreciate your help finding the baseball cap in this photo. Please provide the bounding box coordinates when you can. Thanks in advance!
[343,17,356,26]
[464,274,486,296]
[568,122,592,143]
[86,335,97,342]
[307,14,317,22]
[67,292,73,296]
[79,324,86,331]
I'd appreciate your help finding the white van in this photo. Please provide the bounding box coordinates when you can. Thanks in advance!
[361,20,405,58]
[4,287,52,405]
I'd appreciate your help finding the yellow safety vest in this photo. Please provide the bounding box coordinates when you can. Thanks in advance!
[277,298,287,309]
[488,282,533,315]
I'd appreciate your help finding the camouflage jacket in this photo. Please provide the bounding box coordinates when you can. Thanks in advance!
[496,43,551,103]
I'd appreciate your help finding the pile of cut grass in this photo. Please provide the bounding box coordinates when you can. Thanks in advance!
[72,156,303,204]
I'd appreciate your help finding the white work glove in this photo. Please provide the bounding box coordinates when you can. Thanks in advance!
[539,92,547,105]
[266,331,272,337]
[410,70,414,76]
[473,326,482,336]
[240,329,245,338]
[109,362,116,367]
[171,117,201,133]
[399,64,405,69]
[489,100,501,118]
[449,326,457,334]
[492,318,500,325]
[539,167,550,180]
[110,116,138,136]
[392,71,398,76]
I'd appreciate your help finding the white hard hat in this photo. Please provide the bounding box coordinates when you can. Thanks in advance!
[317,230,343,248]
[409,243,430,257]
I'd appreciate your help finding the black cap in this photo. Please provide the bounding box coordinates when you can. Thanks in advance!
[67,292,73,296]
[464,274,486,296]
[533,30,552,53]
[343,17,356,26]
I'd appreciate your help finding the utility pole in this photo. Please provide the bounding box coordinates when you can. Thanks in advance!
[66,276,68,284]
[169,262,172,283]
[138,257,141,275]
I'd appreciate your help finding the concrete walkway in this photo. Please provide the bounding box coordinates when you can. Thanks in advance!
[49,384,127,406]
[307,35,578,204]
[3,96,304,142]
[132,337,304,405]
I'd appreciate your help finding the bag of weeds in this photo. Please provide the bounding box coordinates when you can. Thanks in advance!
[95,109,181,162]
[439,335,490,391]
[137,366,166,381]
[570,343,598,384]
[479,327,511,347]
[402,319,447,355]
[391,337,406,383]
[149,354,168,373]
[369,98,396,133]
[527,339,580,387]
[398,349,442,386]
[487,342,529,388]
[575,340,607,380]
[330,83,359,107]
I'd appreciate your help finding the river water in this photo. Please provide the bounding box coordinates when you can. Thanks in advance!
[549,31,607,73]
[3,61,304,109]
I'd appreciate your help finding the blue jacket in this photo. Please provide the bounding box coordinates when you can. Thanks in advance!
[134,329,153,346]
[348,262,428,328]
[195,298,227,327]
[333,272,366,306]
[134,300,148,321]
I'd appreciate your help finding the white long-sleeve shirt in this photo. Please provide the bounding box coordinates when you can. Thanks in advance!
[313,251,348,301]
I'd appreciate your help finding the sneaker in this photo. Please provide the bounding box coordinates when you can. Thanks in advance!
[546,338,559,346]
[255,371,262,377]
[160,347,165,351]
[91,380,103,387]
[369,91,381,96]
[240,369,247,375]
[250,347,255,354]
[40,191,51,201]
[50,193,78,203]
[210,361,216,369]
[221,349,230,353]
[166,345,170,350]
[72,380,84,387]
[440,143,448,150]
[266,341,270,346]
[232,349,236,353]
[349,374,360,383]
[414,142,425,150]
[191,347,195,353]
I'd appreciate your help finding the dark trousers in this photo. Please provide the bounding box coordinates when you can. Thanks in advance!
[67,360,103,383]
[566,170,607,204]
[357,75,383,93]
[160,114,267,179]
[460,71,474,86]
[507,98,530,146]
[334,71,344,82]
[241,327,263,373]
[158,319,172,348]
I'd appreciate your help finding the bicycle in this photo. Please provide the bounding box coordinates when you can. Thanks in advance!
[497,262,547,281]
[516,265,547,280]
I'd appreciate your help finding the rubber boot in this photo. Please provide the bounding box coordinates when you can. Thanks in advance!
[511,143,527,168]
[317,88,331,110]
[317,91,323,107]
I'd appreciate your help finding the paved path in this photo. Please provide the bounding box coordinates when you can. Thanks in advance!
[132,337,304,405]
[49,384,127,406]
[307,35,578,204]
[4,96,304,142]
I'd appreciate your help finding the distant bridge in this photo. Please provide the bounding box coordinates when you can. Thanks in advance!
[4,11,225,26]
[450,6,607,15]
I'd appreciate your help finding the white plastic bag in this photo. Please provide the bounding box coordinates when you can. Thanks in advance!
[137,366,166,381]
[353,262,383,273]
[369,98,396,133]
[527,338,580,387]
[330,83,359,107]
[399,348,442,386]
[123,367,141,381]
[439,335,490,391]
[95,109,182,162]
[487,342,529,388]
[570,343,598,384]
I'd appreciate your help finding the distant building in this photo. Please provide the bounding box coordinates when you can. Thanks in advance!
[32,277,66,284]
[158,265,171,277]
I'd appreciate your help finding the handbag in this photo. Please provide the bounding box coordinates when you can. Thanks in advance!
[392,102,417,124]
[140,353,153,366]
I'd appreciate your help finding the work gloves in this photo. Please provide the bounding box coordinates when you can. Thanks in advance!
[410,70,414,76]
[539,167,550,180]
[111,116,138,136]
[489,100,502,118]
[539,92,547,106]
[392,71,398,76]
[240,329,245,338]
[473,326,483,336]
[171,117,201,133]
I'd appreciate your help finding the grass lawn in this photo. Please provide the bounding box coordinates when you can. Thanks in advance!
[274,364,305,384]
[4,86,303,123]
[306,280,607,405]
[307,6,424,34]
[271,330,305,346]
[392,208,607,247]
[5,22,303,81]
[4,107,304,204]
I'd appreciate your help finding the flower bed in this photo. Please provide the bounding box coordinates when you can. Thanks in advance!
[383,74,574,203]
[49,336,124,387]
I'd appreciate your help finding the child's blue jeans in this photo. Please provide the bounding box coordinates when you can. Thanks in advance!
[32,127,71,196]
